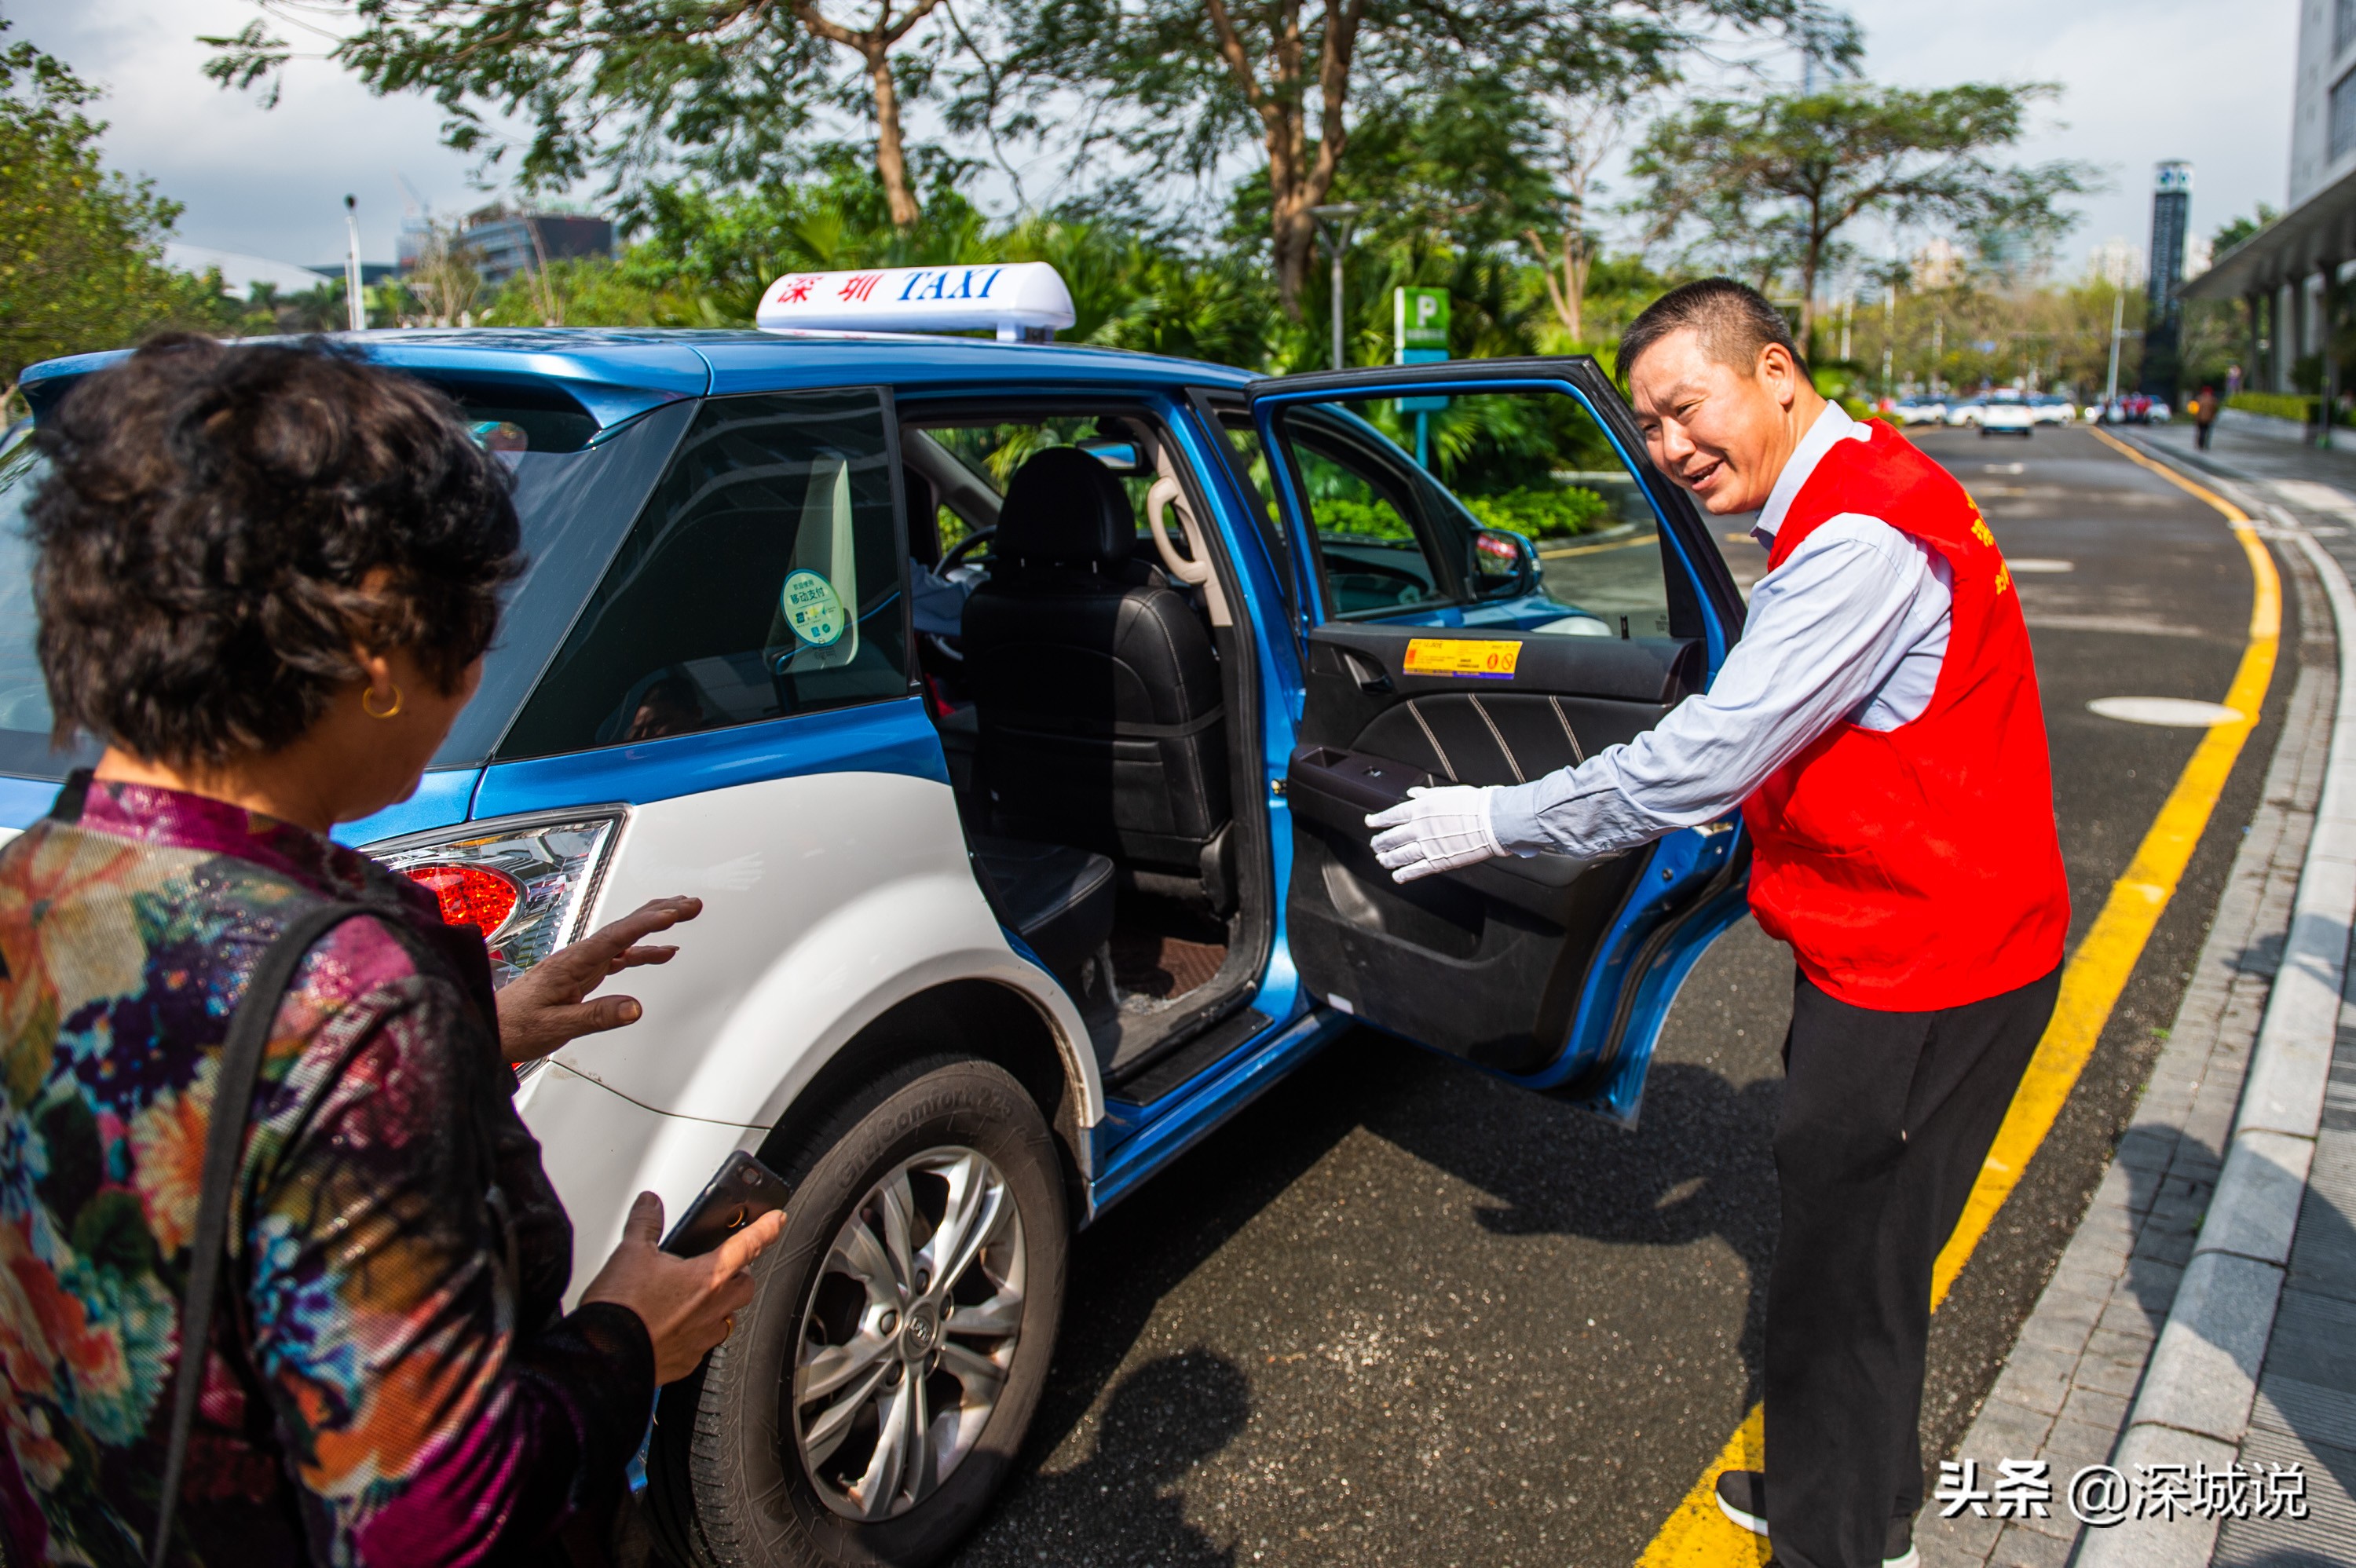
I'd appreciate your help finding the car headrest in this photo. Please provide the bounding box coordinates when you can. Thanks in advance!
[997,446,1134,565]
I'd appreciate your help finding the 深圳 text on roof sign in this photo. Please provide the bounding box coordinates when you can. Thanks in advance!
[755,262,1077,342]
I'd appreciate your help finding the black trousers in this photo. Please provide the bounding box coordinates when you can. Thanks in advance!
[1764,963,2062,1568]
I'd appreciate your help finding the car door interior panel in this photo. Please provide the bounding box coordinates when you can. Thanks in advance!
[1280,622,1700,1073]
[1253,362,1732,1083]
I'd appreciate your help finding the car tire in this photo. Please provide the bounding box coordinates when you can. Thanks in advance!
[647,1054,1068,1568]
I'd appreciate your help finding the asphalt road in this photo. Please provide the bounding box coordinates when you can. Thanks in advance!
[947,426,2296,1568]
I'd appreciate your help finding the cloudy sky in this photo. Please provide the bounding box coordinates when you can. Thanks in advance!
[14,0,2301,277]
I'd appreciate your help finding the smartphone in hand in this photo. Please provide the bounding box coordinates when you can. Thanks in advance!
[661,1151,790,1257]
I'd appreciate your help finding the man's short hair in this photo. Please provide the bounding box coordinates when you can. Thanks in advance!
[1617,278,1802,386]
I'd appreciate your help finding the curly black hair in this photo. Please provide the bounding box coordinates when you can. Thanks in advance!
[28,334,524,766]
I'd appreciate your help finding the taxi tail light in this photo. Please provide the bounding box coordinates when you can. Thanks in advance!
[404,863,523,938]
[367,809,625,987]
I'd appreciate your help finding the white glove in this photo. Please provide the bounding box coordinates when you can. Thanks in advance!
[1366,784,1505,883]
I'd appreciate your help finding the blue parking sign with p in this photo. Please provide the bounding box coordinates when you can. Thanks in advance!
[1395,287,1450,413]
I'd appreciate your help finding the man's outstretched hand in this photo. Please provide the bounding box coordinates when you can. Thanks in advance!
[1366,785,1506,883]
[496,895,704,1065]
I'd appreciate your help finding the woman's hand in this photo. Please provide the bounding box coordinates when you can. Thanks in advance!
[495,895,703,1065]
[582,1191,785,1384]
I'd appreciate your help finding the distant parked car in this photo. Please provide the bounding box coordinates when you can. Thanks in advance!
[1892,397,1947,426]
[2030,395,2075,426]
[1944,397,1986,428]
[1980,393,2035,438]
[2102,394,2172,425]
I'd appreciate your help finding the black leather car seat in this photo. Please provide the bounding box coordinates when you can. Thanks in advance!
[962,446,1231,892]
[968,835,1115,991]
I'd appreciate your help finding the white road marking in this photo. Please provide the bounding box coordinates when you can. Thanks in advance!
[2270,478,2356,517]
[2008,558,2074,572]
[2027,614,2205,638]
[2087,696,2246,727]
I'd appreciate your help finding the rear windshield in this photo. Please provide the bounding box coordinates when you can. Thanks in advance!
[0,400,692,780]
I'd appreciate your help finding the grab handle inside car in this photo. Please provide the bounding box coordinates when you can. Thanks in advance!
[1145,459,1232,627]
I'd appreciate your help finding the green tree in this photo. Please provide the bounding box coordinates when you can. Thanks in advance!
[1629,82,2099,346]
[0,24,232,404]
[997,0,1850,317]
[615,163,993,320]
[208,1,957,229]
[2210,203,2279,259]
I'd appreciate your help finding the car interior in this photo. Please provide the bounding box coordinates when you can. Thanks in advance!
[900,406,1269,1087]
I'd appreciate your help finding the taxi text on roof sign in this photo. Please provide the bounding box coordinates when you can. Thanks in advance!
[755,261,1077,342]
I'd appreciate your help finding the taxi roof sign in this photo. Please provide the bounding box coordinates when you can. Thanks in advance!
[755,261,1076,342]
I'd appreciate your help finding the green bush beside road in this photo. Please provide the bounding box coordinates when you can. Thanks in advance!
[2230,391,2317,422]
[1317,486,1609,543]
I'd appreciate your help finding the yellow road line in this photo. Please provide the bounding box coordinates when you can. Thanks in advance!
[1541,532,1657,559]
[1637,425,2281,1568]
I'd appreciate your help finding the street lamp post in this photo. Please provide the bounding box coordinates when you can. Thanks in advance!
[343,196,366,334]
[2104,285,2126,410]
[1309,203,1364,373]
[1881,283,1895,396]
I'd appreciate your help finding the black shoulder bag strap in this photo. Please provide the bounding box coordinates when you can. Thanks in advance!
[148,901,372,1568]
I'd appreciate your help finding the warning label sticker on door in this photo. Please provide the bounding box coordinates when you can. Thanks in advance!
[1401,638,1520,679]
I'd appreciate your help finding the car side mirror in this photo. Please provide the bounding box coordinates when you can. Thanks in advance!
[1472,526,1539,599]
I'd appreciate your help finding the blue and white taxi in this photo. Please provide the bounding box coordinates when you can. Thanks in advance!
[0,264,1749,1566]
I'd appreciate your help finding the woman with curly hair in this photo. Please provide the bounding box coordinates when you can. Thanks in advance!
[0,334,783,1566]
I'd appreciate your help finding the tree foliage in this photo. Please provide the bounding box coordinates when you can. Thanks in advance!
[1630,82,2098,344]
[206,2,957,228]
[0,24,233,402]
[997,0,1854,315]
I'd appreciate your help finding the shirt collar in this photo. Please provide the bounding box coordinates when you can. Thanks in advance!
[54,769,435,917]
[1751,402,1868,546]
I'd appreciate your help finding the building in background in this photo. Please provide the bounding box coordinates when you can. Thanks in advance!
[2181,0,2356,400]
[2087,238,2146,290]
[161,243,336,301]
[451,205,614,287]
[397,210,435,274]
[2142,162,2192,400]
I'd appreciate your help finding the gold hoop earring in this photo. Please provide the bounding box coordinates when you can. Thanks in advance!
[362,683,404,720]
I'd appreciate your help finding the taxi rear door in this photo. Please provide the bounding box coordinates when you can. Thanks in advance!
[1247,358,1749,1122]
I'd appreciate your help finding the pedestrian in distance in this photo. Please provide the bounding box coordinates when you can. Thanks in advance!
[2193,383,2220,450]
[0,335,785,1567]
[1365,278,2069,1568]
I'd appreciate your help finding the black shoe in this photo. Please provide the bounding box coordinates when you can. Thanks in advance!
[1714,1471,1920,1568]
[1717,1469,1769,1536]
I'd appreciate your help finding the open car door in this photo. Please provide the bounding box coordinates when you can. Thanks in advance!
[1247,358,1751,1124]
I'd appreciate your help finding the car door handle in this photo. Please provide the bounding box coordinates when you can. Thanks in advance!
[1341,650,1392,694]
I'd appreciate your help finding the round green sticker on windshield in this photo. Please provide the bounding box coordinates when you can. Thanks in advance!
[781,569,846,646]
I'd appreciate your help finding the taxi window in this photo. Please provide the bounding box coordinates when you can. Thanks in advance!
[498,389,909,760]
[1271,390,1673,635]
[1275,405,1455,617]
[0,408,685,780]
[0,441,97,780]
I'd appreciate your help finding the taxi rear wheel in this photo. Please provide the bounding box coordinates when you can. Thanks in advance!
[649,1054,1068,1567]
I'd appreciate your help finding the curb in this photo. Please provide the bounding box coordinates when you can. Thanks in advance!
[2079,442,2356,1568]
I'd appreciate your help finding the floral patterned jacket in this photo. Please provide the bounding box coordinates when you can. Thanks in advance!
[0,776,655,1566]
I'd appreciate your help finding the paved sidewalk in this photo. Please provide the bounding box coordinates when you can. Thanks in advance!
[1917,457,2338,1568]
[2131,426,2356,1566]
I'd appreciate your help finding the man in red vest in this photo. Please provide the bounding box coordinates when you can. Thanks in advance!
[1367,277,2069,1568]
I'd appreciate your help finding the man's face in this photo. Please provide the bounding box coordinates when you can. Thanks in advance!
[1627,327,1798,516]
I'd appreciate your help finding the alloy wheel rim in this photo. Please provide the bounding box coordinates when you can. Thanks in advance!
[788,1146,1026,1521]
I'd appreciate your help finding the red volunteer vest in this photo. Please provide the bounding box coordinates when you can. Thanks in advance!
[1740,421,2069,1011]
